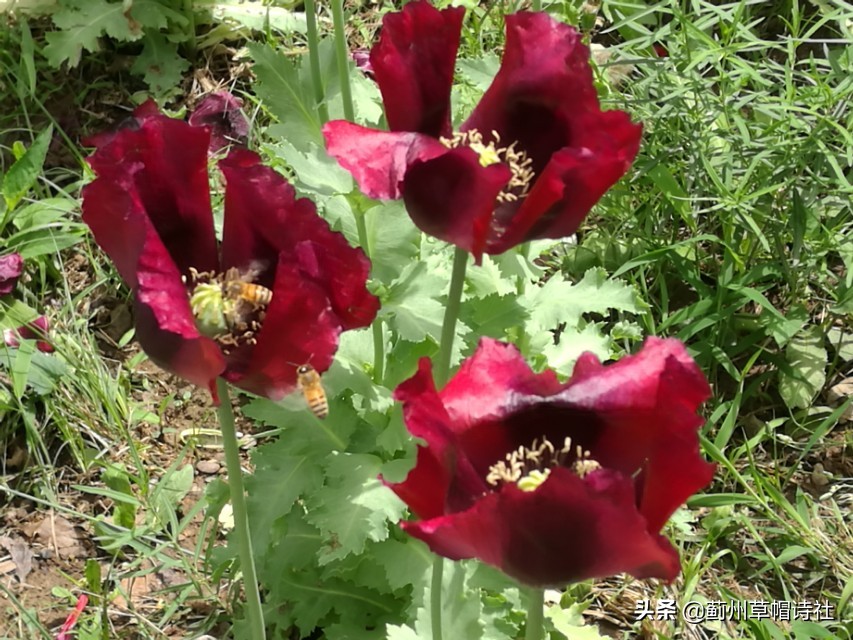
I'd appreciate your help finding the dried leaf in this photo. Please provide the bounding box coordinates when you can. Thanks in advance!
[0,535,34,582]
[27,513,88,559]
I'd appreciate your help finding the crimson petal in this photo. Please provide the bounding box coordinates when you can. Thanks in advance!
[371,0,464,137]
[189,91,250,153]
[3,315,54,353]
[403,467,681,587]
[85,111,218,275]
[322,122,448,200]
[223,259,341,399]
[388,337,713,587]
[0,252,23,295]
[219,149,379,330]
[82,127,225,393]
[402,147,512,263]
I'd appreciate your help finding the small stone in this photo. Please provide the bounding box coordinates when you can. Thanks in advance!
[196,460,221,475]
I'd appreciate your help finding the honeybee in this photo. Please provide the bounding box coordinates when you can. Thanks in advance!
[222,266,273,329]
[296,364,328,419]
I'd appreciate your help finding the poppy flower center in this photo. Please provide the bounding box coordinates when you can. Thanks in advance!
[486,436,601,492]
[185,266,271,354]
[440,129,535,203]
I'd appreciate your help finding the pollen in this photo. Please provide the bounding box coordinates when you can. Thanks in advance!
[441,129,535,203]
[184,267,266,354]
[486,436,601,492]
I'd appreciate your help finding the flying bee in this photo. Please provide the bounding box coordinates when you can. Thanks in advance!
[221,266,273,330]
[296,364,328,419]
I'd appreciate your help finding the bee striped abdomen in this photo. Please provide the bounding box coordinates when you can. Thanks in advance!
[296,364,328,419]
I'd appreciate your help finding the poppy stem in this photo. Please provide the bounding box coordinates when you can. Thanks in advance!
[216,379,266,640]
[431,558,444,640]
[435,247,469,387]
[331,0,355,121]
[304,0,329,124]
[524,588,545,640]
[332,0,385,382]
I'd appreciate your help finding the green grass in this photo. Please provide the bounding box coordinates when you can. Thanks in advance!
[1,0,852,638]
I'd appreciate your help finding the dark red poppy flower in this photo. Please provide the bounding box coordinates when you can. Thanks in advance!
[81,108,378,402]
[352,49,374,79]
[323,1,642,264]
[387,337,714,588]
[4,315,53,353]
[188,91,250,153]
[0,252,24,295]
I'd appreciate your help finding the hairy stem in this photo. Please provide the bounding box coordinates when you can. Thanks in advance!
[331,0,355,121]
[524,588,545,640]
[435,247,469,387]
[304,0,329,124]
[216,379,266,640]
[431,558,444,640]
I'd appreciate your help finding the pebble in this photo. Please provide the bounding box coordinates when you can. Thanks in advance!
[196,459,221,475]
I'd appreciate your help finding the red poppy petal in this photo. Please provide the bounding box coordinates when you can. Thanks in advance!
[402,147,512,264]
[489,127,640,252]
[371,0,464,137]
[557,338,714,529]
[441,338,563,429]
[322,121,448,200]
[189,91,250,153]
[385,446,449,521]
[85,111,218,275]
[0,252,23,295]
[292,238,379,330]
[81,99,160,148]
[393,358,491,515]
[463,13,601,173]
[3,315,53,353]
[225,259,341,400]
[133,298,225,395]
[219,149,379,329]
[82,167,225,391]
[403,467,681,587]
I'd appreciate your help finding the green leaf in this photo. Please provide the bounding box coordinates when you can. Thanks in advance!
[412,561,483,640]
[778,325,827,410]
[542,324,611,377]
[362,201,421,284]
[2,126,52,211]
[522,267,645,336]
[546,603,610,639]
[102,465,137,530]
[244,439,325,556]
[457,53,500,93]
[380,261,449,343]
[131,32,190,95]
[18,19,36,98]
[250,42,322,151]
[760,304,808,348]
[646,163,694,232]
[827,327,853,362]
[266,140,353,196]
[304,453,406,563]
[0,349,67,396]
[461,293,528,341]
[207,2,307,33]
[386,625,421,640]
[150,464,194,531]
[43,0,145,67]
[0,299,40,331]
[466,254,515,297]
[373,538,431,592]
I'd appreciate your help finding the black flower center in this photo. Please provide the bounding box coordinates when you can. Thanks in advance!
[486,436,601,492]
